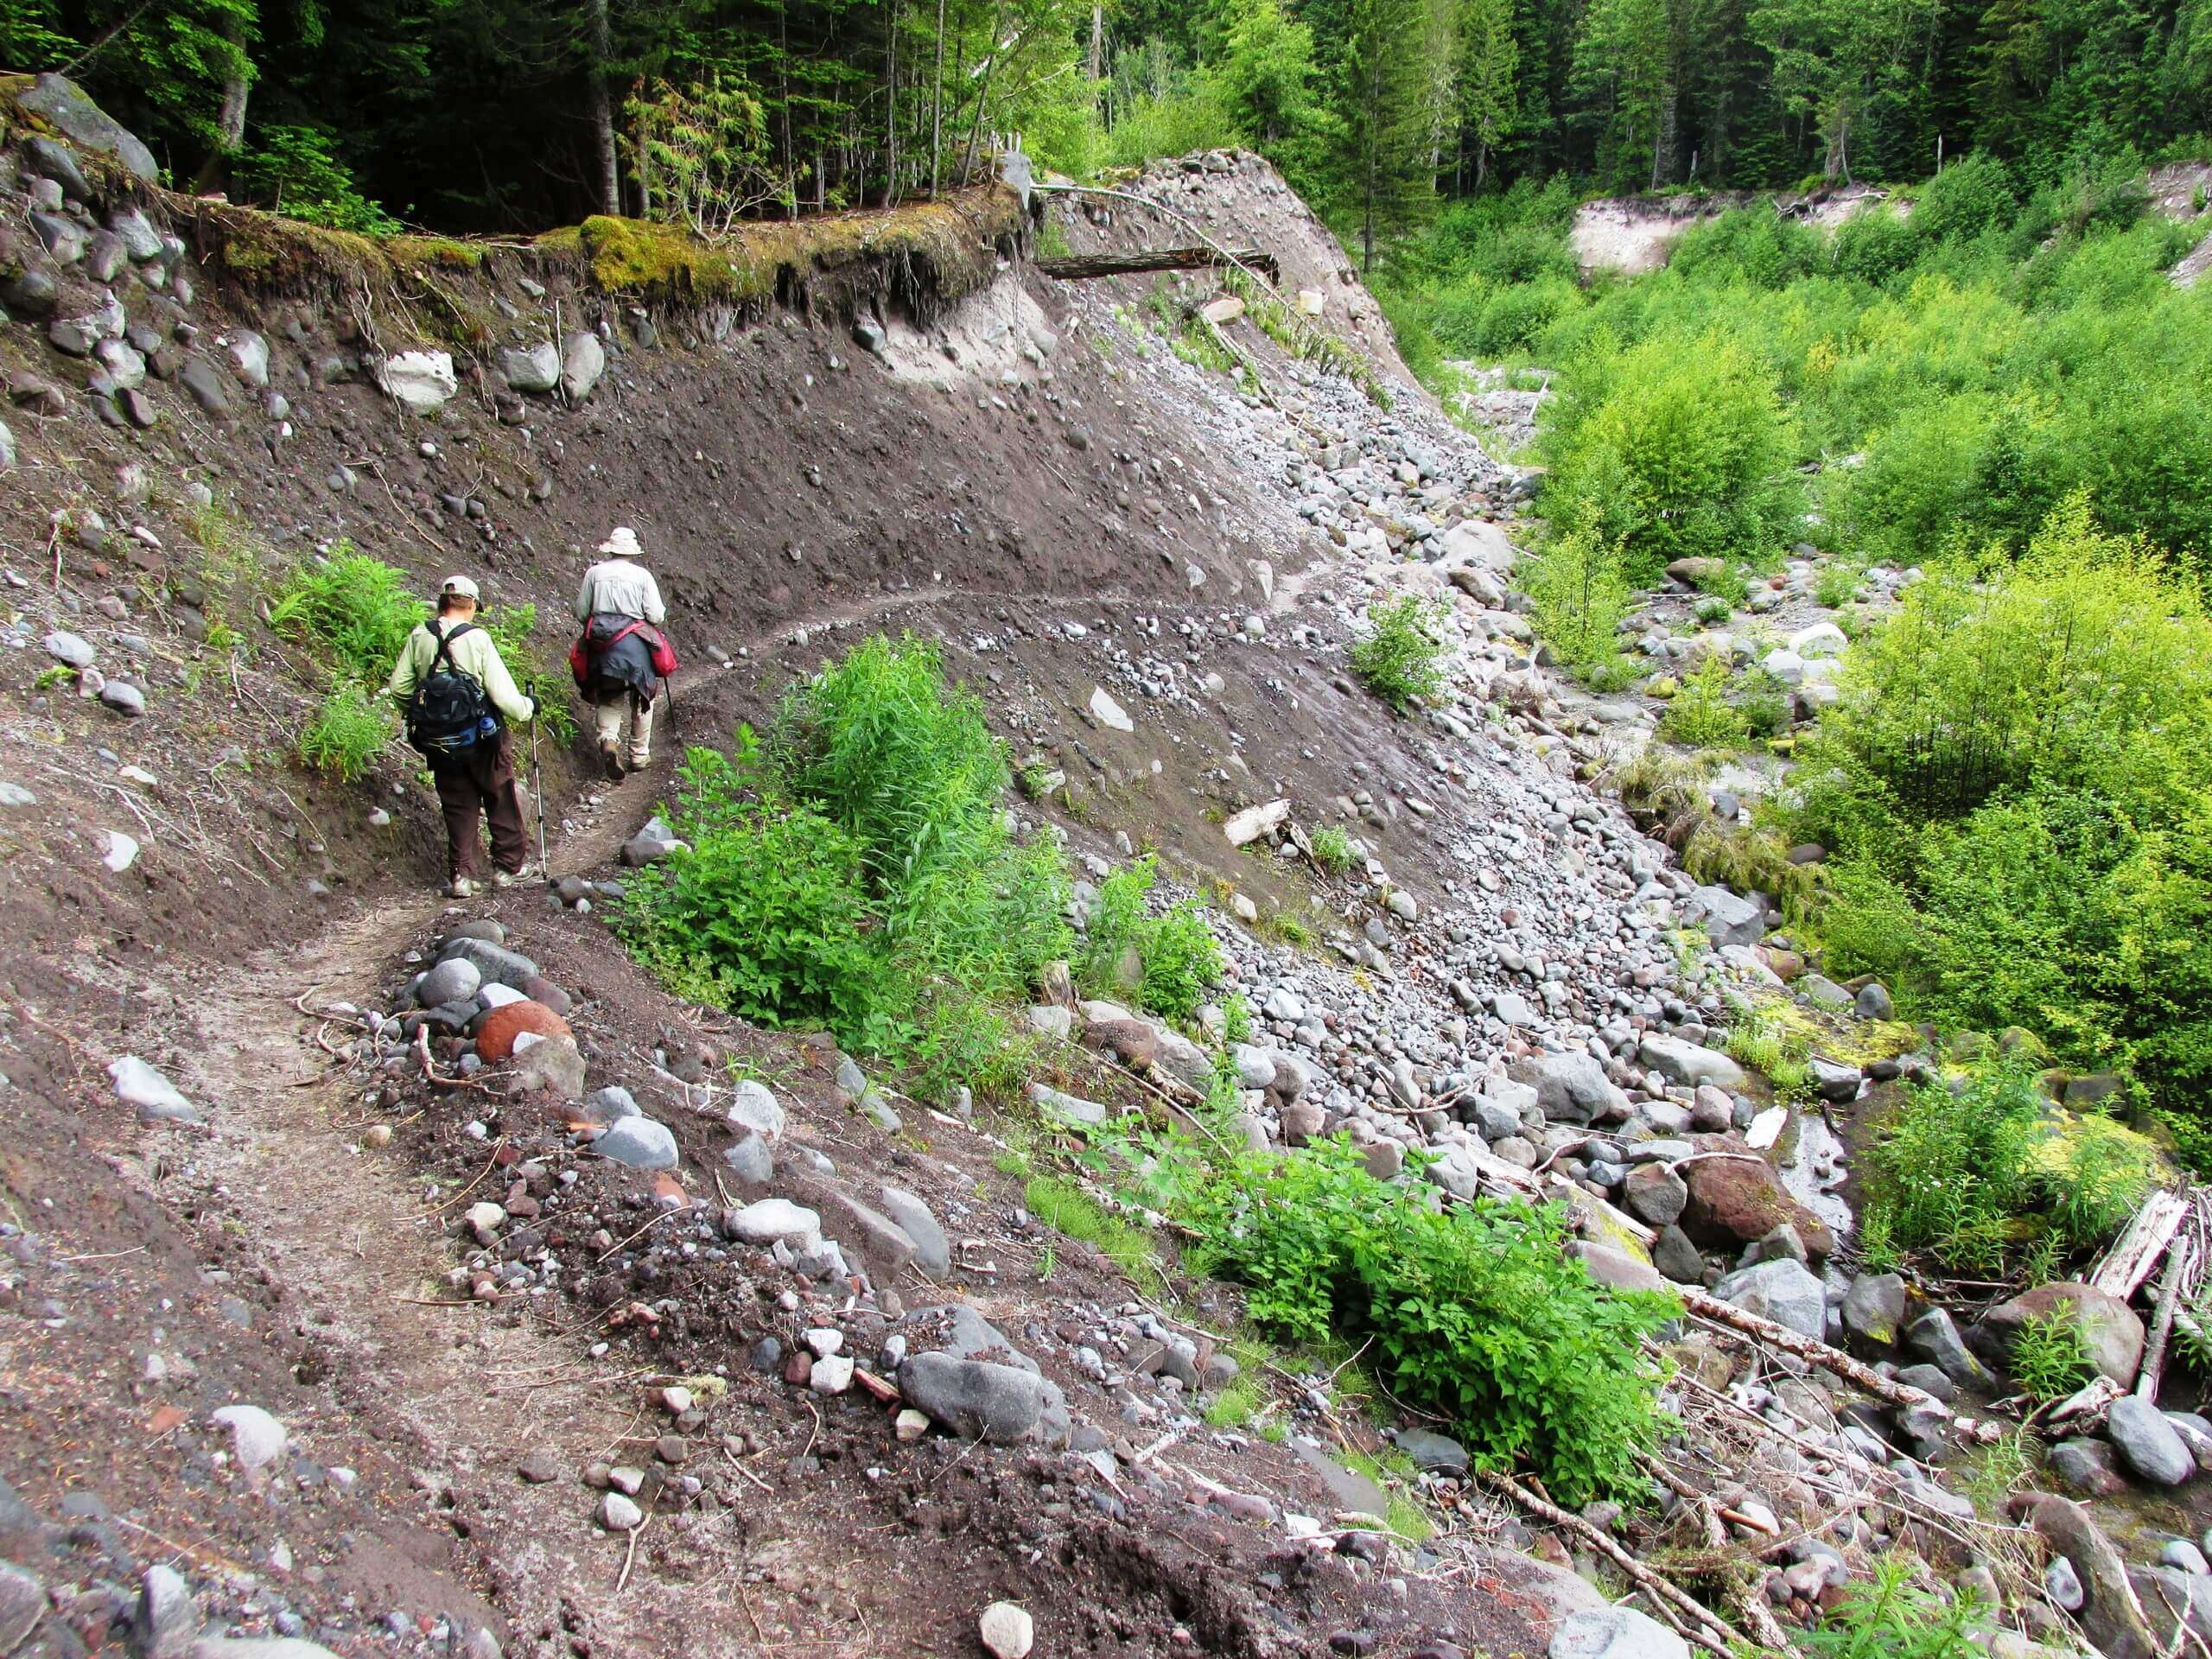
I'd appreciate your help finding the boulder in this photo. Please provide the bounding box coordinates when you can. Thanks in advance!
[1980,1282,2145,1387]
[897,1352,1069,1446]
[1712,1257,1827,1341]
[1571,1242,1666,1294]
[561,330,606,401]
[724,1198,822,1252]
[1511,1052,1630,1125]
[1839,1273,1905,1350]
[499,341,562,392]
[1549,1606,1690,1659]
[1622,1162,1688,1228]
[1652,1224,1707,1284]
[2011,1492,2162,1659]
[1904,1306,1992,1389]
[2107,1395,2195,1488]
[1688,886,1764,947]
[18,74,160,180]
[474,1001,571,1063]
[1680,1151,1834,1260]
[2046,1439,2130,1497]
[1637,1033,1745,1091]
[878,1185,951,1279]
[592,1116,678,1170]
[436,936,540,988]
[376,350,457,413]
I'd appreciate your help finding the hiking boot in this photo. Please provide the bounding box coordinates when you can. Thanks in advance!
[600,738,626,781]
[491,865,533,890]
[450,876,480,898]
[628,749,651,772]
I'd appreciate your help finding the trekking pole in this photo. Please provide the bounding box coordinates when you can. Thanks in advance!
[528,707,550,883]
[661,675,677,749]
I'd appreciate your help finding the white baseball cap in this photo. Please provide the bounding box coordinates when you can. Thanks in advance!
[440,574,480,601]
[598,526,644,559]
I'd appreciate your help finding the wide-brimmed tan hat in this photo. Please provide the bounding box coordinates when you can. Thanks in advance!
[598,526,644,559]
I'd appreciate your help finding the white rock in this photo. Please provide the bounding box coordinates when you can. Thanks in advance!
[211,1404,288,1472]
[598,1492,643,1530]
[1789,620,1849,658]
[375,350,458,414]
[728,1078,785,1141]
[1088,686,1134,733]
[1551,1606,1689,1659]
[561,331,607,402]
[103,829,139,871]
[979,1602,1035,1659]
[464,1201,505,1232]
[1224,798,1290,847]
[810,1354,855,1394]
[727,1198,822,1252]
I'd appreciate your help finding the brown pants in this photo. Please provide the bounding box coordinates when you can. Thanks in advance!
[434,730,528,880]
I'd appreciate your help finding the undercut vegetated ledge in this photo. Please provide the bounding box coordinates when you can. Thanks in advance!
[156,181,1028,340]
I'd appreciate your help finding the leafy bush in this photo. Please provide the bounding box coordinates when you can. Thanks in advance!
[1309,824,1357,875]
[1348,595,1448,712]
[1789,499,2212,1113]
[620,638,1071,1090]
[297,685,393,780]
[1859,1065,2042,1272]
[1658,655,1751,749]
[1080,855,1224,1021]
[1803,1555,1980,1659]
[2006,1307,2094,1400]
[1184,1139,1675,1505]
[270,550,426,684]
[235,125,402,235]
[1541,330,1799,582]
[1913,154,2019,245]
[1522,525,1631,681]
[2038,1112,2158,1253]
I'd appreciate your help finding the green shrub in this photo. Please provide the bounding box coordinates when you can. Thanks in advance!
[270,549,426,683]
[2039,1113,2158,1253]
[1804,1555,1980,1659]
[2006,1307,2094,1401]
[1541,330,1800,582]
[1913,155,2019,245]
[1858,1063,2062,1271]
[1080,855,1224,1021]
[297,684,393,780]
[1521,524,1631,681]
[1789,499,2212,1113]
[1184,1138,1675,1505]
[1348,594,1448,712]
[1222,992,1253,1046]
[1658,656,1751,749]
[1309,823,1357,875]
[620,639,1071,1090]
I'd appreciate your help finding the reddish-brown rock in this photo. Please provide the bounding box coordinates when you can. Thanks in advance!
[475,999,572,1062]
[1680,1147,1835,1260]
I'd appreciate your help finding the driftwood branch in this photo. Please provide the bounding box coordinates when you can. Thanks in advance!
[2139,1236,2193,1402]
[1676,1285,1981,1429]
[2090,1189,2190,1299]
[1479,1471,1748,1657]
[1036,245,1280,281]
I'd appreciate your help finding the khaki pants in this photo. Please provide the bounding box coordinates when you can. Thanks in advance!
[593,688,655,766]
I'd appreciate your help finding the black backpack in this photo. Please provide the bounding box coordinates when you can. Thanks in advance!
[405,622,499,761]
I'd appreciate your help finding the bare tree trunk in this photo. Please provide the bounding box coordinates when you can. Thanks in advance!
[1089,3,1103,82]
[780,4,797,218]
[931,0,947,196]
[886,3,899,207]
[963,0,1007,187]
[586,0,620,215]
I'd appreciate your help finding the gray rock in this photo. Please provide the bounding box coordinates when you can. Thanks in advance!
[18,73,161,180]
[897,1351,1069,1446]
[722,1130,773,1184]
[99,677,146,715]
[620,830,686,865]
[1894,1363,1957,1402]
[1904,1306,1992,1388]
[1637,1033,1745,1090]
[2107,1395,2196,1488]
[1713,1257,1827,1341]
[725,1198,820,1251]
[2162,1538,2209,1576]
[1514,1051,1630,1125]
[2046,1555,2084,1611]
[499,341,562,393]
[22,134,90,200]
[227,330,270,389]
[878,1185,951,1279]
[1622,1162,1688,1227]
[0,264,57,315]
[29,210,85,264]
[1391,1427,1469,1474]
[1799,975,1853,1012]
[1688,886,1764,947]
[435,937,540,989]
[189,1640,346,1658]
[178,355,233,414]
[592,1116,678,1170]
[1572,1242,1666,1293]
[1549,1605,1689,1659]
[1808,1057,1861,1102]
[511,1033,585,1102]
[1652,1224,1707,1284]
[578,1085,639,1123]
[1029,1081,1107,1127]
[139,1562,195,1656]
[1840,1273,1906,1349]
[43,630,95,669]
[1853,982,1894,1020]
[109,207,162,261]
[0,1561,44,1653]
[415,957,482,1008]
[561,331,606,402]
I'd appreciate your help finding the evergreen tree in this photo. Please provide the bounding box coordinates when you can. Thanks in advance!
[1341,0,1447,266]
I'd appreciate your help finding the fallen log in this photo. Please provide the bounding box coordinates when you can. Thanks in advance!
[1036,245,1280,282]
[1478,1470,1745,1657]
[2088,1188,2190,1300]
[2138,1236,2193,1402]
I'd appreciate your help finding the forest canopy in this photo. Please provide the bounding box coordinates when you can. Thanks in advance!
[3,0,2209,245]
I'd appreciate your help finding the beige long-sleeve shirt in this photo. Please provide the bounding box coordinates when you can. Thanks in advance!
[574,558,666,624]
[387,617,536,725]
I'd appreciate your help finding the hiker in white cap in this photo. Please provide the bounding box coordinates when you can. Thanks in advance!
[572,526,672,781]
[387,575,537,896]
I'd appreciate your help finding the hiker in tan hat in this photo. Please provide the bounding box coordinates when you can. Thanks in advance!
[571,526,674,780]
[388,575,537,896]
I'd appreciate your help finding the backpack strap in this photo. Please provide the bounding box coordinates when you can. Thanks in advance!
[428,620,479,677]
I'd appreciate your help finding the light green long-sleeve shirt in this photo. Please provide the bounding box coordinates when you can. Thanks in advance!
[387,618,536,725]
